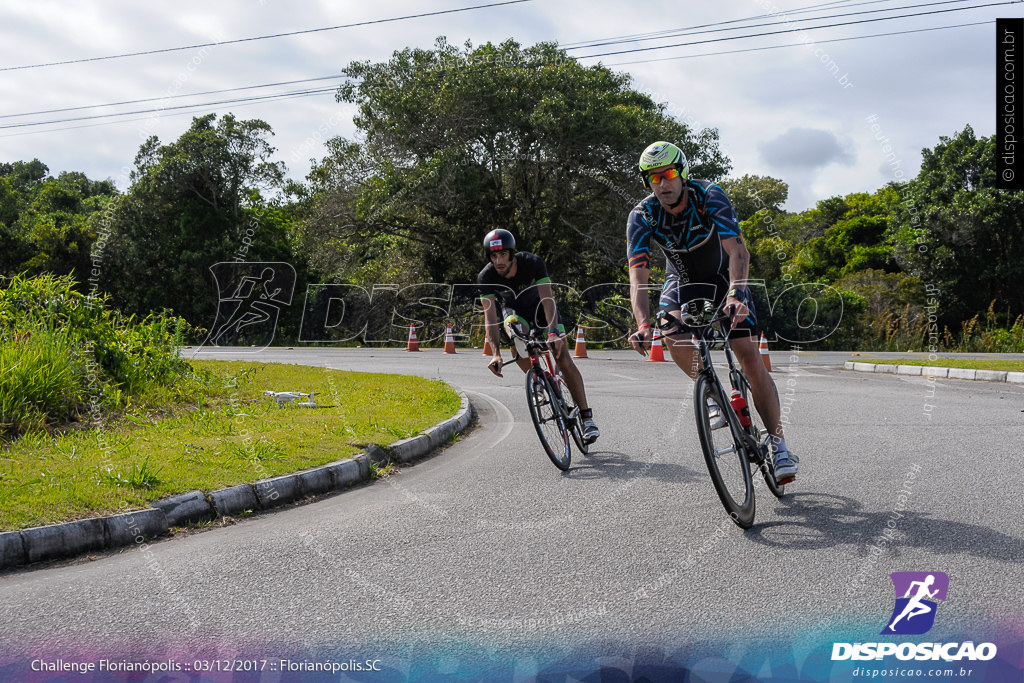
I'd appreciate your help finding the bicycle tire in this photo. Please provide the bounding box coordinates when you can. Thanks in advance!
[553,375,589,455]
[737,372,785,499]
[694,373,755,528]
[526,367,571,470]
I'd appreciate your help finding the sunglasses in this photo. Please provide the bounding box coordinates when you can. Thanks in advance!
[646,167,682,185]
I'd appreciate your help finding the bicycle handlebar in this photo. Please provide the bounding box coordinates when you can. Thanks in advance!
[656,301,735,340]
[507,323,555,353]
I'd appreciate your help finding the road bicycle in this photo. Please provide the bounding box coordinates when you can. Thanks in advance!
[504,324,588,470]
[656,301,785,528]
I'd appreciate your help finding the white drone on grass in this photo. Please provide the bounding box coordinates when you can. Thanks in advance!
[263,390,318,407]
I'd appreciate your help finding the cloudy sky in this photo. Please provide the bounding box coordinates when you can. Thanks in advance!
[0,0,1016,211]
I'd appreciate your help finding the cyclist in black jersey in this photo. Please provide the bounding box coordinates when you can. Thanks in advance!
[626,142,798,484]
[477,229,600,443]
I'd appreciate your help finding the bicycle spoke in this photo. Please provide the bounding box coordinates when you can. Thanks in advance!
[694,374,755,528]
[526,368,571,470]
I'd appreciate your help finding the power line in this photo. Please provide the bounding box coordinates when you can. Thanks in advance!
[0,87,338,130]
[1,0,1004,122]
[558,0,869,48]
[600,19,992,66]
[0,2,1011,135]
[564,0,982,51]
[0,0,534,72]
[574,1,1020,59]
[0,76,344,120]
[0,91,330,140]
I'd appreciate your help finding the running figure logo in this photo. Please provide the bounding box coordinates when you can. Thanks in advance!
[881,571,949,635]
[203,262,295,350]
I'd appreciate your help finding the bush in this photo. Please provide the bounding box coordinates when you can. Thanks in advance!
[0,331,84,434]
[0,273,201,438]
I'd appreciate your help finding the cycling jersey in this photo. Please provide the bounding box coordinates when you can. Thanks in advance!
[626,179,740,280]
[626,179,757,336]
[477,251,564,332]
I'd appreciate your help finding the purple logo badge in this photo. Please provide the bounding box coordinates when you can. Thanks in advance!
[881,571,949,635]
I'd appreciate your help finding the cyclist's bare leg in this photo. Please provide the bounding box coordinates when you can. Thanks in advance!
[661,310,701,381]
[501,321,535,374]
[550,337,590,411]
[733,335,784,442]
[511,352,532,374]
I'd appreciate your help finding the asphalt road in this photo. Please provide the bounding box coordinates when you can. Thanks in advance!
[2,347,1022,678]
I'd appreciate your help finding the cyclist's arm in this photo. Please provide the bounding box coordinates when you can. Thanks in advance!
[720,236,751,325]
[629,266,651,328]
[535,281,559,336]
[626,205,654,331]
[481,295,503,361]
[721,235,751,293]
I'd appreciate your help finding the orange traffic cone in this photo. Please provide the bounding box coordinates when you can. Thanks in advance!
[405,323,420,352]
[647,326,666,362]
[759,333,772,372]
[444,325,457,354]
[482,335,493,356]
[573,325,588,358]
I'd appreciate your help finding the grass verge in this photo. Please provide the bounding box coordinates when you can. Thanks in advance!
[850,358,1024,371]
[0,360,461,531]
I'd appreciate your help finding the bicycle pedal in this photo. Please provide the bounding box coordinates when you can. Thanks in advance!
[776,476,795,486]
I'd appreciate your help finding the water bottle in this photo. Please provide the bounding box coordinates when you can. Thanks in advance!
[730,388,752,428]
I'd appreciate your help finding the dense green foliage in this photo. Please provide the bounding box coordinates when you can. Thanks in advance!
[1,41,1020,351]
[0,273,199,437]
[0,160,115,279]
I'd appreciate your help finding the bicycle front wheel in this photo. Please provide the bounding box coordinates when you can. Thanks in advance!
[526,367,571,470]
[695,373,755,528]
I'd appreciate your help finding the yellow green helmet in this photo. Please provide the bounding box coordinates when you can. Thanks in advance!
[638,141,689,186]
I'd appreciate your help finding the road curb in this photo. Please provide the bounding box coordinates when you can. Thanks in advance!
[843,361,1023,384]
[0,391,474,572]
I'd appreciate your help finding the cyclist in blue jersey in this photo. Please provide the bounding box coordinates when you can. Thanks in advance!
[626,141,798,484]
[478,229,600,444]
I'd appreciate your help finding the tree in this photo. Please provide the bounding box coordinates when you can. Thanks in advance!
[0,162,116,279]
[99,114,291,325]
[889,125,1024,325]
[719,174,788,222]
[301,38,731,288]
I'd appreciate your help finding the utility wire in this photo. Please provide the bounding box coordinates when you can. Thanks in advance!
[0,91,329,139]
[575,1,1020,59]
[564,0,983,51]
[0,88,338,130]
[559,0,871,48]
[600,19,991,66]
[0,0,534,72]
[0,2,1011,134]
[1,0,1005,122]
[0,76,344,120]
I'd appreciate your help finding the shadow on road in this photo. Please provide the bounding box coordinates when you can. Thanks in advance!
[562,450,705,485]
[744,491,1024,563]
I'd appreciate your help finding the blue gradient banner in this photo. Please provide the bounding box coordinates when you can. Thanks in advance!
[1,618,1020,682]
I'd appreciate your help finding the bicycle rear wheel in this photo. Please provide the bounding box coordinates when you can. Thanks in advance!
[526,367,572,470]
[737,372,785,498]
[695,373,755,528]
[553,375,588,455]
